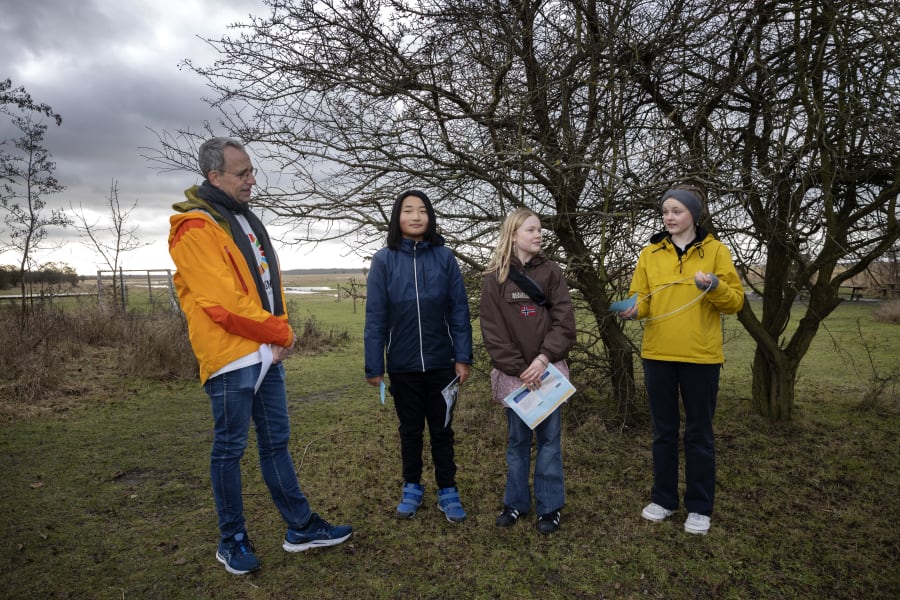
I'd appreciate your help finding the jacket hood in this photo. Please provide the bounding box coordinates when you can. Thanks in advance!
[512,252,549,269]
[649,225,710,247]
[172,185,230,232]
[173,185,209,213]
[396,234,446,253]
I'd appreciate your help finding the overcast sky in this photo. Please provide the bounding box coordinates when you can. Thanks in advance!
[1,0,367,275]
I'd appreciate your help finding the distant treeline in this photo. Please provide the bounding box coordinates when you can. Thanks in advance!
[0,264,83,290]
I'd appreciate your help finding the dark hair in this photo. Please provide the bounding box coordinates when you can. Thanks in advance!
[198,137,245,178]
[386,189,439,249]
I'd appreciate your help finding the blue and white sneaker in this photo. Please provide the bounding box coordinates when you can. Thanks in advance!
[216,532,261,575]
[396,482,425,519]
[436,486,467,523]
[282,513,353,552]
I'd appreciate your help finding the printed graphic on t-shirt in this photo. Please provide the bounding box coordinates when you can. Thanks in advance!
[247,232,269,276]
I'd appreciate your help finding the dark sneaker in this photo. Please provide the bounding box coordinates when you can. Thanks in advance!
[216,532,261,575]
[396,482,425,519]
[495,506,521,527]
[282,513,353,552]
[536,511,561,534]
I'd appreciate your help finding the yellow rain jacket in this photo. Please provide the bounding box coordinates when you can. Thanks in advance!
[629,229,744,364]
[168,187,293,384]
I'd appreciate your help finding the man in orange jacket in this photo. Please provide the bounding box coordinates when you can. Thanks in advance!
[168,137,352,575]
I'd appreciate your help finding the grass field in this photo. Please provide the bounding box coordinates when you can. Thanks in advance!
[1,276,898,599]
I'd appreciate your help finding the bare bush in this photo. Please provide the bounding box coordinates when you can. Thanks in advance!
[292,314,351,354]
[119,313,198,380]
[873,299,900,324]
[0,304,70,407]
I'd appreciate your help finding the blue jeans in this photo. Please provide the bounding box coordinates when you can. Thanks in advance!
[643,359,719,516]
[204,362,312,541]
[503,406,565,516]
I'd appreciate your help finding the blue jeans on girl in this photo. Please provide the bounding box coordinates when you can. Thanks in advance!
[503,406,565,516]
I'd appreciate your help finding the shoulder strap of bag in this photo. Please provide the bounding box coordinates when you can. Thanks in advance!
[507,268,552,308]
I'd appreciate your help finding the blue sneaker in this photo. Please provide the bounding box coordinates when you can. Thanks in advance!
[396,482,425,519]
[215,532,260,575]
[436,487,466,523]
[282,513,352,552]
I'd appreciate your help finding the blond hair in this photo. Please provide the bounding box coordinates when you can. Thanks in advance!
[484,207,539,283]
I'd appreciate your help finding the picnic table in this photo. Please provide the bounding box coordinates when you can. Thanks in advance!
[840,285,865,301]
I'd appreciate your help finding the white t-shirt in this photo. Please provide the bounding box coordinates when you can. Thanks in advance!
[208,214,277,388]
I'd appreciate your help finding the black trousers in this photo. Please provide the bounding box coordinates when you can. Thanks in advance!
[643,359,720,516]
[388,368,457,489]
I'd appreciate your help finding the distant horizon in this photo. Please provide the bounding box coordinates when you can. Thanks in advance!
[71,266,369,278]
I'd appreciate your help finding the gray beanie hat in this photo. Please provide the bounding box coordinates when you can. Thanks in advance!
[661,189,703,223]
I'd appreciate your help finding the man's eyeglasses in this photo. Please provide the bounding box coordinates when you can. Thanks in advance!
[219,167,257,181]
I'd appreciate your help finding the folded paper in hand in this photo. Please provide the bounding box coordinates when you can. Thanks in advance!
[502,363,575,430]
[442,376,460,427]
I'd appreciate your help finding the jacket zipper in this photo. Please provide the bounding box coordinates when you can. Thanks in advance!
[413,244,426,371]
[225,247,250,293]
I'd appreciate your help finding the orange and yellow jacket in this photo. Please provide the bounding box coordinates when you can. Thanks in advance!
[168,186,293,384]
[628,228,744,364]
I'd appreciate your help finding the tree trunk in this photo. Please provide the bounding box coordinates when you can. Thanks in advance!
[749,347,797,421]
[574,267,638,424]
[598,313,638,422]
[739,284,839,421]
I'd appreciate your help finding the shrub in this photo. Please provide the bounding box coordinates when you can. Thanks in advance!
[0,305,72,410]
[120,312,198,380]
[872,299,900,323]
[292,313,351,354]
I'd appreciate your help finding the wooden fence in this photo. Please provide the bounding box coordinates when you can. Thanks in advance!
[0,269,178,314]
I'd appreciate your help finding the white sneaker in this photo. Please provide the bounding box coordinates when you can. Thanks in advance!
[684,512,711,535]
[641,503,675,522]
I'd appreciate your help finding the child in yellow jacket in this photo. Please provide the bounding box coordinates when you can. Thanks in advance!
[619,184,744,536]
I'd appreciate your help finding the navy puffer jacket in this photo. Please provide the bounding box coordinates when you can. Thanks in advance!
[364,236,473,377]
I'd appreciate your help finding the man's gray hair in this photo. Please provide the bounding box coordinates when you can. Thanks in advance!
[198,137,245,177]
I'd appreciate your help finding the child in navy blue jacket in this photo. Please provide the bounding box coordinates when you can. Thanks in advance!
[364,190,473,522]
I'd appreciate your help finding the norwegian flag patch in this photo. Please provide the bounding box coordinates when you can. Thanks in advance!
[520,304,537,318]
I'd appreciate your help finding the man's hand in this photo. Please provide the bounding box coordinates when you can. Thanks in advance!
[272,344,295,363]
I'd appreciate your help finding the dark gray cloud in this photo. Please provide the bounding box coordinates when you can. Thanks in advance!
[1,0,362,273]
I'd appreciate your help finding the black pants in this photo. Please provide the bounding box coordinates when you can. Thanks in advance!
[643,359,720,516]
[388,368,457,489]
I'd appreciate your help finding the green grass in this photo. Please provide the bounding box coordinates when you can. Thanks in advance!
[1,286,898,599]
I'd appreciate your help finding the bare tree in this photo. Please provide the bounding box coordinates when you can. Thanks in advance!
[0,115,69,323]
[627,0,900,419]
[147,0,678,421]
[71,179,151,306]
[149,0,899,422]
